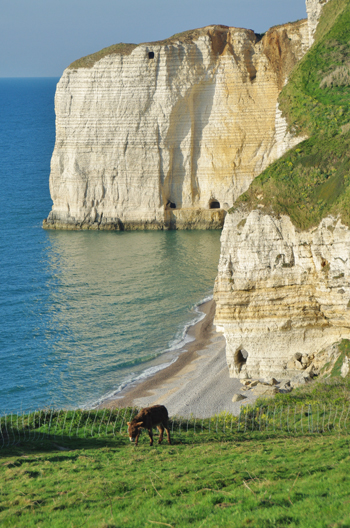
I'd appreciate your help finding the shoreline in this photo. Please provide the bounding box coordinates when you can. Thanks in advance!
[100,299,257,417]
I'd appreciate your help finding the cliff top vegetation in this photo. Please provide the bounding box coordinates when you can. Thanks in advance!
[67,26,250,69]
[67,21,305,70]
[232,0,350,230]
[68,43,138,69]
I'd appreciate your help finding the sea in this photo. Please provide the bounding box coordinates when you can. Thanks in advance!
[0,78,221,415]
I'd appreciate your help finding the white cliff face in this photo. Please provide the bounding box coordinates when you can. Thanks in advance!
[306,0,331,45]
[45,22,309,230]
[274,102,308,160]
[214,210,350,379]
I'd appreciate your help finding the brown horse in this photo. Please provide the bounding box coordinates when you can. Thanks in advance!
[127,405,171,446]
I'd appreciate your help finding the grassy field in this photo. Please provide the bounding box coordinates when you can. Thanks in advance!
[234,0,350,230]
[1,428,350,527]
[1,373,350,528]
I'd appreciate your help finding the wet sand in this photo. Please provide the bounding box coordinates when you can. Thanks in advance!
[100,299,257,417]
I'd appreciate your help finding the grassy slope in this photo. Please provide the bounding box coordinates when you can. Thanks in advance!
[1,433,350,528]
[1,372,349,527]
[234,0,350,230]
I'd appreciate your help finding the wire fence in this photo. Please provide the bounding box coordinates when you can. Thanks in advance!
[1,403,350,449]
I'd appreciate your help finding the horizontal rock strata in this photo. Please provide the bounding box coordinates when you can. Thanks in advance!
[214,210,350,379]
[44,21,309,230]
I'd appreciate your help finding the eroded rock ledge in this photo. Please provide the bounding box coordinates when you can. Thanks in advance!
[214,210,350,379]
[44,21,309,231]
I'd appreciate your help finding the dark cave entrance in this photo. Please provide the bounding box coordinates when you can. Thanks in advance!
[209,200,220,209]
[148,51,155,59]
[235,348,248,373]
[166,200,176,209]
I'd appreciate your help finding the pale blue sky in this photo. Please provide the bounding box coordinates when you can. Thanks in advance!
[1,0,307,77]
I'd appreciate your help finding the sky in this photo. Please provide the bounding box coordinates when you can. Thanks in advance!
[1,0,307,77]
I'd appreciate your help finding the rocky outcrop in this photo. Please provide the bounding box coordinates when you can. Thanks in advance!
[214,210,350,379]
[44,21,309,230]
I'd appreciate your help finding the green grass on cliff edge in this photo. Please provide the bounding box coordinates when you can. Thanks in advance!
[233,0,350,230]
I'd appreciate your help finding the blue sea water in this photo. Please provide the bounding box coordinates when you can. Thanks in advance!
[0,78,221,414]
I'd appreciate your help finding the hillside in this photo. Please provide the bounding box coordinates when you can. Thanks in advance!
[1,380,350,528]
[233,0,350,229]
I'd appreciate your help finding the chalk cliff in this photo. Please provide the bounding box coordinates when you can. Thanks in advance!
[44,21,309,230]
[213,0,350,381]
[306,0,331,45]
[214,210,350,379]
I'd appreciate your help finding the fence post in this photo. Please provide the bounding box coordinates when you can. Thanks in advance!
[48,409,54,438]
[112,409,120,437]
[105,409,113,436]
[41,410,48,440]
[344,404,350,432]
[266,407,270,433]
[66,409,74,439]
[339,404,345,432]
[53,410,61,439]
[5,414,10,447]
[332,407,338,430]
[0,415,4,449]
[22,411,26,442]
[327,405,331,432]
[75,410,83,438]
[98,409,106,437]
[259,407,262,432]
[322,404,326,433]
[91,410,98,437]
[279,406,283,432]
[119,408,128,435]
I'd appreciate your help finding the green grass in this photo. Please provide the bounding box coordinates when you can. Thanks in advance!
[233,0,350,229]
[258,376,350,409]
[1,433,350,527]
[68,43,138,69]
[1,398,350,527]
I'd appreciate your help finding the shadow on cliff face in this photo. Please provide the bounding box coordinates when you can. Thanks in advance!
[162,58,215,209]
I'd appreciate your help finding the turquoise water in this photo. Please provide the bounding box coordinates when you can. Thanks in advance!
[0,78,221,414]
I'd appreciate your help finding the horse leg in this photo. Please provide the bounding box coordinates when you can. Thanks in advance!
[165,421,171,445]
[157,424,164,444]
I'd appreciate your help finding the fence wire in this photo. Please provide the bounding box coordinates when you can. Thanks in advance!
[1,403,349,449]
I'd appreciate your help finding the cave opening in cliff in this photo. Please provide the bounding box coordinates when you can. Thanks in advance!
[235,348,248,372]
[209,200,220,209]
[148,51,154,59]
[166,200,176,209]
